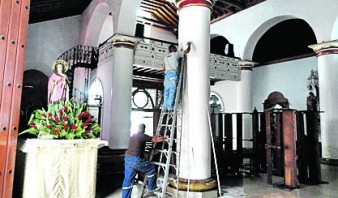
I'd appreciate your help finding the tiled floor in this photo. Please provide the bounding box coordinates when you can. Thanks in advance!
[96,164,338,198]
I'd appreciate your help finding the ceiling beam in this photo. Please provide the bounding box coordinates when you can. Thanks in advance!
[220,0,244,9]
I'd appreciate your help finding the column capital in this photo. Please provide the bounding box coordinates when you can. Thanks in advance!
[176,0,215,10]
[238,60,257,71]
[110,34,141,49]
[99,34,141,62]
[309,40,338,56]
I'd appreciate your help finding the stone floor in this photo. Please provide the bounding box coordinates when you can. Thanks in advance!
[96,164,338,198]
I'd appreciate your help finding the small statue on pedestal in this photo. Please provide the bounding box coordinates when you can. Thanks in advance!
[307,91,317,111]
[48,59,69,104]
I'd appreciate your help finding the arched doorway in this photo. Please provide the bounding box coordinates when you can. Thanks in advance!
[19,69,48,134]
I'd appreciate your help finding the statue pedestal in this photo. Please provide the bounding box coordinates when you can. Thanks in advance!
[21,139,107,198]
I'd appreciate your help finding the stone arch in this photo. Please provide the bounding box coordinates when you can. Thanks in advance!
[252,19,316,63]
[80,1,111,46]
[243,15,298,61]
[80,0,142,47]
[24,61,51,76]
[331,16,338,40]
[210,34,233,56]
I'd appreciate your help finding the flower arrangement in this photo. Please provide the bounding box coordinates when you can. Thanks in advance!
[20,99,101,139]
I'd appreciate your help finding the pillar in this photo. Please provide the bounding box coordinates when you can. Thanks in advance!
[238,61,255,148]
[177,0,217,193]
[309,40,338,164]
[109,38,136,149]
[98,35,138,149]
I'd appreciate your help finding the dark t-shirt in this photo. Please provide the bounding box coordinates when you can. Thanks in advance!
[126,132,152,157]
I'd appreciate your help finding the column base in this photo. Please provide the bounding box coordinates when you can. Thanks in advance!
[170,177,217,191]
[321,158,338,166]
[167,186,217,198]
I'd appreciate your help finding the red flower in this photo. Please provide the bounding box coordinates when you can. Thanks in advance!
[85,118,92,123]
[46,125,51,129]
[54,129,60,135]
[54,116,59,123]
[78,113,83,119]
[72,125,77,130]
[82,112,90,118]
[85,129,91,134]
[64,124,68,130]
[63,106,67,111]
[30,124,37,129]
[41,113,46,117]
[63,116,68,121]
[59,109,63,116]
[48,112,52,117]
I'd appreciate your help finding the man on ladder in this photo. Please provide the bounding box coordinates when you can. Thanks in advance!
[162,42,191,111]
[137,42,192,198]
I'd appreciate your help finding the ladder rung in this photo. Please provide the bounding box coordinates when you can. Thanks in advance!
[158,124,176,127]
[157,175,178,182]
[153,162,177,168]
[158,150,179,155]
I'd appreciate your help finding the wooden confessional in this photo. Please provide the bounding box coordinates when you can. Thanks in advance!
[211,91,324,190]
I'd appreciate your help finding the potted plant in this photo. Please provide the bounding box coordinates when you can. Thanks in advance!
[20,99,106,198]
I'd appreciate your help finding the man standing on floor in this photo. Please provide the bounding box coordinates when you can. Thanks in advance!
[122,123,166,198]
[162,42,191,111]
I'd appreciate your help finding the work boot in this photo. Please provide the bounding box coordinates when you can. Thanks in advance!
[143,187,161,197]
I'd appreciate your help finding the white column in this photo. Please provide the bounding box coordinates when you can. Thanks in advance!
[109,40,135,149]
[178,0,213,180]
[309,40,338,162]
[238,61,255,148]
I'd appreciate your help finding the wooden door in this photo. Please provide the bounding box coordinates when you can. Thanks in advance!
[0,0,30,197]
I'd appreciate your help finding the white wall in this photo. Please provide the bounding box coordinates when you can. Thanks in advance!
[96,58,114,141]
[147,25,177,43]
[210,0,338,60]
[211,58,316,113]
[252,57,317,111]
[210,0,337,112]
[25,16,81,76]
[98,14,114,45]
[211,81,239,112]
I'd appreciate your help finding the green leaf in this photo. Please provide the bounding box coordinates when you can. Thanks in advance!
[27,114,35,125]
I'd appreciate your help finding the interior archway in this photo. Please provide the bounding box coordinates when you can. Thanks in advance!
[81,2,111,46]
[210,35,229,56]
[331,16,338,40]
[252,19,317,64]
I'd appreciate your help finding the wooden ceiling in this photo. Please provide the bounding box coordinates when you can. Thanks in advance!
[29,0,266,26]
[138,0,266,31]
[29,0,92,23]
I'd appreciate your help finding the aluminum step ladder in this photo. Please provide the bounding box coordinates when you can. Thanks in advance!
[140,57,186,198]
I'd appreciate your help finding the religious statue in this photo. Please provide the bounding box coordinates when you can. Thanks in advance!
[307,91,317,111]
[48,59,69,103]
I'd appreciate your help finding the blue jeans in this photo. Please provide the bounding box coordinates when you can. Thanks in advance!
[163,71,177,111]
[122,156,156,198]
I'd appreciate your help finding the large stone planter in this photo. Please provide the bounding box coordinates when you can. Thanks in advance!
[21,139,107,198]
